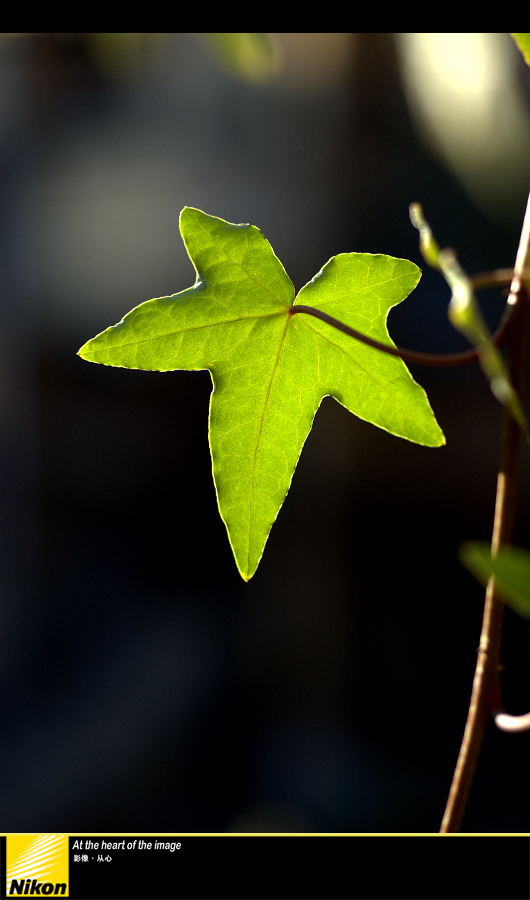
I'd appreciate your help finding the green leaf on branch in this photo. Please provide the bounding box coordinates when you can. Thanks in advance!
[78,207,444,580]
[459,541,530,620]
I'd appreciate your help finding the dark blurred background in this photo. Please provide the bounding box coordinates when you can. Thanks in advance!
[0,32,529,833]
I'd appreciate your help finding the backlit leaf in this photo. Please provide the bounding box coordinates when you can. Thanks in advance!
[79,208,444,579]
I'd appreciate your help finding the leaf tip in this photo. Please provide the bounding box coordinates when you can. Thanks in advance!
[77,338,100,363]
[511,33,530,68]
[238,561,256,582]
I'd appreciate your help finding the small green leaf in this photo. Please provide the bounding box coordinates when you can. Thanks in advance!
[511,33,530,68]
[79,208,444,580]
[459,541,530,620]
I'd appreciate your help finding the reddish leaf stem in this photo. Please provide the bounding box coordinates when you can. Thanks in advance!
[290,269,519,367]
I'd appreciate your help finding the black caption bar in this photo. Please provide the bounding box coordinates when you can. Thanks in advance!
[0,835,528,900]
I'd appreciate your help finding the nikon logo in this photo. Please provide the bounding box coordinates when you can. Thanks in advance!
[8,880,66,896]
[6,836,69,898]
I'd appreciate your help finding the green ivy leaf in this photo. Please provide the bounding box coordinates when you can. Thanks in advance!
[79,208,444,580]
[459,542,530,620]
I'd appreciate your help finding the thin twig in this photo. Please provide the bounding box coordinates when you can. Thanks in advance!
[439,193,530,833]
